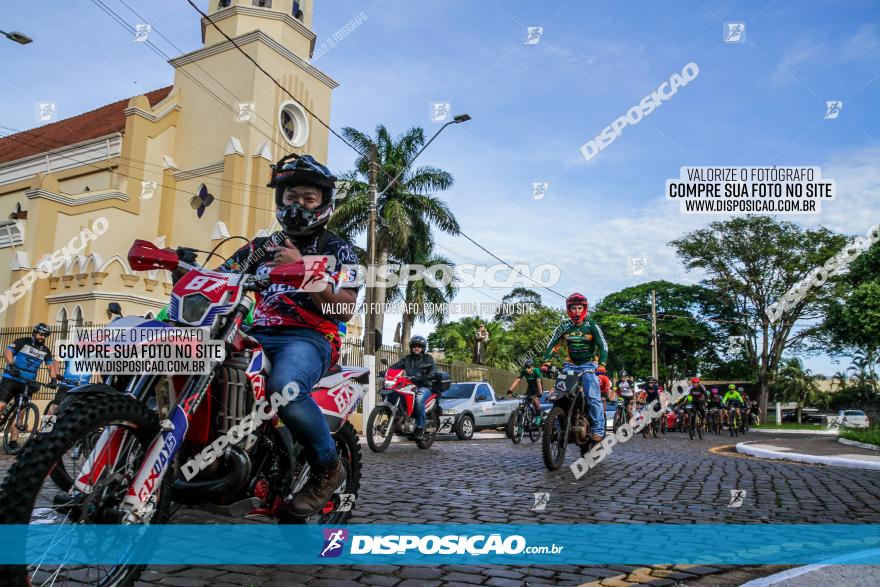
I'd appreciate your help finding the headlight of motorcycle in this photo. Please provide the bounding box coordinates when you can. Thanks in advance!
[181,293,212,324]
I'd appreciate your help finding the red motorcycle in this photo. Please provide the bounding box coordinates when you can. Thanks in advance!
[0,239,369,585]
[366,361,449,452]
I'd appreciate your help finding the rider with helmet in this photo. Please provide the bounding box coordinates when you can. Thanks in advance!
[541,293,609,442]
[390,335,436,438]
[722,384,745,423]
[1,323,59,449]
[211,154,359,517]
[596,366,612,402]
[507,359,544,424]
[616,378,635,419]
[684,376,708,429]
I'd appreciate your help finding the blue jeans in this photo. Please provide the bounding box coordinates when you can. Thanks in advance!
[563,361,605,438]
[249,328,337,467]
[414,387,430,429]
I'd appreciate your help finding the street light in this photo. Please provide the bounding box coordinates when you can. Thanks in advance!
[0,30,33,45]
[377,113,471,196]
[364,113,471,354]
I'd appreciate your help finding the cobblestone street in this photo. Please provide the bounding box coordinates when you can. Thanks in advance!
[3,432,878,586]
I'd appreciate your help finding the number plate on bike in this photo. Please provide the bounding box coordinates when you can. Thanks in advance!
[550,373,579,401]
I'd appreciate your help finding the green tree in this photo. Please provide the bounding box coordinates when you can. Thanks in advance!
[395,245,457,349]
[494,287,544,324]
[593,281,732,385]
[773,358,823,423]
[821,241,880,358]
[671,217,848,420]
[330,125,460,344]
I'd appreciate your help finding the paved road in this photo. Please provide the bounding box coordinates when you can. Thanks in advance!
[3,430,879,586]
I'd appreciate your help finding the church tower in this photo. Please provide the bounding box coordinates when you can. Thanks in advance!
[162,0,337,254]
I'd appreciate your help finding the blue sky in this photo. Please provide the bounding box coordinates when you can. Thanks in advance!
[2,0,878,374]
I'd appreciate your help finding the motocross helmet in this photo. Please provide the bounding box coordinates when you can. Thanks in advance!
[409,335,427,352]
[268,153,336,238]
[566,292,588,324]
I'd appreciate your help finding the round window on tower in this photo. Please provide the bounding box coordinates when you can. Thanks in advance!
[278,100,309,147]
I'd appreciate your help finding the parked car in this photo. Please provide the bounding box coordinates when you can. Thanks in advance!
[838,410,870,429]
[439,382,520,440]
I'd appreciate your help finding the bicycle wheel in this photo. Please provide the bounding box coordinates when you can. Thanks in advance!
[3,403,39,455]
[507,410,524,444]
[688,412,695,440]
[528,411,542,442]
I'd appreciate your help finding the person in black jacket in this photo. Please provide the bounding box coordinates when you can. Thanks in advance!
[391,335,435,438]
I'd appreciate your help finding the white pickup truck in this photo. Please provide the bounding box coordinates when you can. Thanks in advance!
[437,381,521,440]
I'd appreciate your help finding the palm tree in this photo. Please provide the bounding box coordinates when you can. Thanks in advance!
[777,358,821,423]
[330,125,460,344]
[396,244,458,349]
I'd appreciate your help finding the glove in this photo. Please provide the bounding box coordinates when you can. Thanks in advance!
[175,247,198,264]
[47,380,58,389]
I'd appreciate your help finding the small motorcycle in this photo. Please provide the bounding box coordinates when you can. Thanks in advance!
[366,362,450,452]
[541,366,600,470]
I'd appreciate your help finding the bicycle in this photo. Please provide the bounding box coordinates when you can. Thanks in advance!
[506,395,543,444]
[707,406,722,435]
[726,404,741,437]
[612,396,634,433]
[0,376,53,455]
[686,404,704,440]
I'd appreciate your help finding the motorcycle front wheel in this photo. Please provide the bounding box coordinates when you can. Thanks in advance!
[541,406,567,470]
[366,406,396,453]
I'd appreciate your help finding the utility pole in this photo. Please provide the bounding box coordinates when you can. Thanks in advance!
[364,143,378,355]
[361,144,379,425]
[651,289,659,380]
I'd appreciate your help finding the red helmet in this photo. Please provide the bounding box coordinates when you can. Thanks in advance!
[596,366,606,375]
[566,292,588,324]
[691,377,701,384]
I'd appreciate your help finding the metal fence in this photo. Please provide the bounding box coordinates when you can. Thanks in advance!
[1,326,550,402]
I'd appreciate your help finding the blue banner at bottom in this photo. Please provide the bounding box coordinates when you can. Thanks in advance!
[0,524,877,565]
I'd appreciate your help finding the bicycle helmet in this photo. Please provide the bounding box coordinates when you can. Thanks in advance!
[565,292,588,324]
[33,323,51,337]
[711,387,719,394]
[268,153,337,238]
[691,377,701,384]
[728,384,736,391]
[737,386,744,393]
[524,358,534,367]
[409,335,427,352]
[596,365,606,375]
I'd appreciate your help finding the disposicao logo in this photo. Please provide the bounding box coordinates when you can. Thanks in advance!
[320,528,348,558]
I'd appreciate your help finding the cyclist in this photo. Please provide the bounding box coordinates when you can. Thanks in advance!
[203,153,359,517]
[640,377,663,436]
[1,323,59,450]
[541,293,609,442]
[390,335,436,438]
[616,379,635,420]
[506,359,543,424]
[722,384,745,427]
[684,378,708,432]
[596,366,612,404]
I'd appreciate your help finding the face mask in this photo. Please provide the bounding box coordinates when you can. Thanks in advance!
[276,203,320,236]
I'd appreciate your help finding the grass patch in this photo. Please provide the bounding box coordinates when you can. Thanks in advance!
[840,426,880,447]
[752,422,822,430]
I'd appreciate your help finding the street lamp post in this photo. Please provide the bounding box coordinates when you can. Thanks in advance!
[361,113,470,423]
[0,30,33,45]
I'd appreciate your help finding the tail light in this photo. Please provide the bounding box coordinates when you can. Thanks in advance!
[129,240,179,271]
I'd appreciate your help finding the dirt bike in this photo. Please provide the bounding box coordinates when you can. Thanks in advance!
[541,366,601,470]
[0,239,369,586]
[366,361,450,452]
[506,394,544,444]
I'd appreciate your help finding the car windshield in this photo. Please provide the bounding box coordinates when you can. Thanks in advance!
[442,383,474,399]
[844,410,865,416]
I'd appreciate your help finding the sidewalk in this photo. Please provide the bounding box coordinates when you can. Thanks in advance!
[737,435,880,470]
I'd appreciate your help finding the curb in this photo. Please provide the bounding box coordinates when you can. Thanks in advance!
[739,548,880,587]
[750,428,838,435]
[838,437,880,451]
[736,441,880,470]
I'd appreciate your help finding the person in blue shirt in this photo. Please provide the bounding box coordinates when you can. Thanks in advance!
[45,360,94,417]
[1,323,58,449]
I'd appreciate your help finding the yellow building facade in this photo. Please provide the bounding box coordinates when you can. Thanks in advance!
[0,0,336,329]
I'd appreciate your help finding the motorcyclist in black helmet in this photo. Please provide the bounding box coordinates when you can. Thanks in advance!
[390,335,435,439]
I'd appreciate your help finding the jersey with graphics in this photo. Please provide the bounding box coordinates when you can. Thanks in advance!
[722,390,744,405]
[518,366,542,394]
[543,318,609,366]
[217,230,359,364]
[4,337,54,381]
